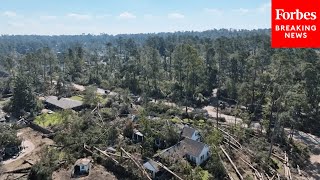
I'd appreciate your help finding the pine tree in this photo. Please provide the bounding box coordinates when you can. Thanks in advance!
[11,75,38,117]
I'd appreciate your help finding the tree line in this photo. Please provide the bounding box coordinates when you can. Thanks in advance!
[0,29,319,136]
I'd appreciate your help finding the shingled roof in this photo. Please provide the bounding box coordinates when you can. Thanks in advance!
[158,138,208,158]
[180,138,207,157]
[45,96,83,109]
[181,126,196,139]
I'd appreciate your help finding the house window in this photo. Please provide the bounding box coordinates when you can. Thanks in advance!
[201,155,204,160]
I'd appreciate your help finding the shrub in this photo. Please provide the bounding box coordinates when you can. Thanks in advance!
[166,107,183,116]
[145,102,170,115]
[119,103,129,115]
[105,98,113,108]
[100,108,116,121]
[123,121,134,138]
[204,152,226,179]
[2,101,11,112]
[171,117,182,124]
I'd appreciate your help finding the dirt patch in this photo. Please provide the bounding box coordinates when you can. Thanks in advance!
[203,106,243,125]
[310,155,320,164]
[0,127,54,180]
[285,129,320,179]
[52,164,117,180]
[2,140,35,165]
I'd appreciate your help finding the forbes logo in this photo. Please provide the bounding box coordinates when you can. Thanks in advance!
[275,9,317,20]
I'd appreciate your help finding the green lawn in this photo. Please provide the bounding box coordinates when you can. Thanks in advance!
[183,118,195,124]
[98,95,109,104]
[34,113,64,127]
[70,95,84,101]
[201,170,209,180]
[171,117,182,123]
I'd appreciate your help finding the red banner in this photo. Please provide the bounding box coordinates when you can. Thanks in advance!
[272,0,320,48]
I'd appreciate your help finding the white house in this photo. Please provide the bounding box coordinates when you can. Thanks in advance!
[181,138,210,165]
[73,158,91,176]
[157,137,210,166]
[181,126,201,141]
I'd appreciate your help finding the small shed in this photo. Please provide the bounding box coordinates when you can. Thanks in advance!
[143,160,160,178]
[106,147,117,153]
[132,129,144,142]
[73,158,91,176]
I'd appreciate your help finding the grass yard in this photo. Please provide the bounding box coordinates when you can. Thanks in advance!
[171,117,182,123]
[70,95,84,101]
[34,113,64,127]
[201,170,209,180]
[98,95,109,104]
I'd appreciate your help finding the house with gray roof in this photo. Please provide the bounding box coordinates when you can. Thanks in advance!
[181,138,210,165]
[157,137,210,166]
[44,96,83,110]
[143,159,161,178]
[181,126,201,141]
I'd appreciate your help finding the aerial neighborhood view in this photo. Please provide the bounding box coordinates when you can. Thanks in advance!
[0,0,320,180]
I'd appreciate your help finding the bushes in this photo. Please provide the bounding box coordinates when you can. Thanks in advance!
[29,163,53,180]
[2,101,11,112]
[0,125,21,157]
[166,107,183,116]
[145,102,170,114]
[119,103,129,115]
[28,148,63,180]
[204,152,226,179]
[104,98,114,108]
[289,141,310,168]
[123,121,134,139]
[145,102,184,118]
[106,125,119,145]
[189,109,208,120]
[100,108,116,121]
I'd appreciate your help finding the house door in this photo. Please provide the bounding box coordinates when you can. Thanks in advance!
[74,165,80,175]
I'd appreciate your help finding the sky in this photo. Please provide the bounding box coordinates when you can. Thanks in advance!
[0,0,271,35]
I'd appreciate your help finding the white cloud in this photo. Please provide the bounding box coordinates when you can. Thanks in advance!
[144,14,154,20]
[8,22,24,27]
[3,11,17,18]
[119,12,136,19]
[233,8,249,14]
[257,2,271,13]
[67,13,91,20]
[40,15,57,20]
[204,8,223,15]
[168,13,185,19]
[96,14,111,19]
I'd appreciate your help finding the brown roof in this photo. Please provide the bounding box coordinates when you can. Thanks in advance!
[45,96,83,109]
[181,126,196,138]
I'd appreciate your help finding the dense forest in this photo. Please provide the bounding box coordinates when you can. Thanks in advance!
[0,28,319,179]
[1,29,318,135]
